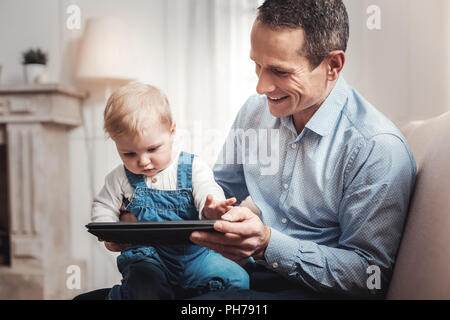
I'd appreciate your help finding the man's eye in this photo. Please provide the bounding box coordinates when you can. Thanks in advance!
[273,69,288,76]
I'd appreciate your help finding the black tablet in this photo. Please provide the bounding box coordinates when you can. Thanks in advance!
[86,220,218,245]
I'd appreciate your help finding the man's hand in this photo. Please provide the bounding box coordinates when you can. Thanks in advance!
[202,195,237,220]
[190,206,271,262]
[99,210,136,252]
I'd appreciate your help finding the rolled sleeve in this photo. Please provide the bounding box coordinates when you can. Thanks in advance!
[265,229,328,273]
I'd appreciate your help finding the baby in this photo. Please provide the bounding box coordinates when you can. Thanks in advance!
[91,82,249,299]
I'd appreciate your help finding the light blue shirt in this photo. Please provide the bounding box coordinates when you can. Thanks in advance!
[213,76,416,297]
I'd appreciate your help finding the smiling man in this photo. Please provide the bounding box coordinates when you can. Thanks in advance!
[190,0,416,299]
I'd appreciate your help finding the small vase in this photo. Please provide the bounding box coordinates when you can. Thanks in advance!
[23,63,47,84]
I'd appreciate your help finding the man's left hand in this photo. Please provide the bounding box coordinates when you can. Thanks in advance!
[190,206,271,262]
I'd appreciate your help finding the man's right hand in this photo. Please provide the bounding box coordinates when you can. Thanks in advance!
[190,206,271,262]
[100,210,137,252]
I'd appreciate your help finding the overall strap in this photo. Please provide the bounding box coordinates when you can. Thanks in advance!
[123,166,147,191]
[177,152,194,190]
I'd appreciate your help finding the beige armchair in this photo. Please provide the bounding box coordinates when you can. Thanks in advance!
[387,111,450,299]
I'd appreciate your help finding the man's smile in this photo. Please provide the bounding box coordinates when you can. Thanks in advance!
[267,95,289,104]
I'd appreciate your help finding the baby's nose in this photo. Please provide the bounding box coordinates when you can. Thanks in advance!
[138,155,151,167]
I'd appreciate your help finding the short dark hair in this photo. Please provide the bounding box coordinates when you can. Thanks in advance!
[257,0,349,69]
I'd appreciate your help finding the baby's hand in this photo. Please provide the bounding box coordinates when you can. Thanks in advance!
[202,195,237,220]
[103,241,132,252]
[99,209,137,252]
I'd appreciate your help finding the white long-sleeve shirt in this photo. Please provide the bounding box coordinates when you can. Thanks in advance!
[92,151,226,222]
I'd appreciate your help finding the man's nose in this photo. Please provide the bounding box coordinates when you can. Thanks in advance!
[138,154,151,167]
[256,69,276,95]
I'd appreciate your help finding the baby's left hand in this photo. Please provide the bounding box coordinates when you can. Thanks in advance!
[202,195,237,220]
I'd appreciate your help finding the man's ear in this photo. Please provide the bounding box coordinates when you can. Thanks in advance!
[326,50,345,81]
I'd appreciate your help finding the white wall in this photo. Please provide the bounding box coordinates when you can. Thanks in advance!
[343,0,450,126]
[0,0,61,84]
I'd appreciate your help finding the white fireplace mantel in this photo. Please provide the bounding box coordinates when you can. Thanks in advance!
[0,83,87,299]
[0,83,87,127]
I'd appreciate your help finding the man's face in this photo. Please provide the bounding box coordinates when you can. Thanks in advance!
[250,20,330,118]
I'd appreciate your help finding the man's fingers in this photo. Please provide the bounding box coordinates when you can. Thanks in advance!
[190,230,258,252]
[221,207,255,222]
[191,230,242,245]
[199,241,250,262]
[190,232,252,261]
[215,218,261,237]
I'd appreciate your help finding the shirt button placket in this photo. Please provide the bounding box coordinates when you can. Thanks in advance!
[150,177,158,189]
[280,140,295,208]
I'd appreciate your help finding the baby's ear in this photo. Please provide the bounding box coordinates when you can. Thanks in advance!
[170,122,177,135]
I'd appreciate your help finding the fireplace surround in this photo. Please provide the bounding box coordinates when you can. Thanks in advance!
[0,84,86,299]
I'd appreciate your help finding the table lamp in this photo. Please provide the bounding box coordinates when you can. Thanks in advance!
[76,17,137,89]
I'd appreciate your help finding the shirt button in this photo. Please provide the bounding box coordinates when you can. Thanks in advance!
[281,218,287,224]
[283,184,289,190]
[152,177,158,183]
[272,262,279,269]
[291,143,297,149]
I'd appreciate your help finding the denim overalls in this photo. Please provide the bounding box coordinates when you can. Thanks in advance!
[108,152,249,299]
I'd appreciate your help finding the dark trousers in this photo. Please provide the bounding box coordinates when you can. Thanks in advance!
[73,262,333,300]
[190,262,329,300]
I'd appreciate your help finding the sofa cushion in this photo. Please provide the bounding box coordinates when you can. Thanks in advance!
[387,111,450,299]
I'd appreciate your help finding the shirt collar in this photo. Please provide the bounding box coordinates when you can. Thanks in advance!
[280,76,349,137]
[304,76,349,137]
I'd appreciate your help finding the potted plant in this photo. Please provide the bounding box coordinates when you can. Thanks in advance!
[22,48,48,84]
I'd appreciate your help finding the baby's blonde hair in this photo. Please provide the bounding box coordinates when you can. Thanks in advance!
[104,82,173,139]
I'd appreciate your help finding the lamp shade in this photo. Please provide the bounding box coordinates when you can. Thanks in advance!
[77,18,137,82]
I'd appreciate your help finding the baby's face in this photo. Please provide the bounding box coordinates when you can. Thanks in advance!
[114,121,175,177]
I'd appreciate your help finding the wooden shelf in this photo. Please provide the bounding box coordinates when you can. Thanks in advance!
[0,83,88,99]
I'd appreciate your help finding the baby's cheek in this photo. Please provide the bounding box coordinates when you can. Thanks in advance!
[159,152,173,168]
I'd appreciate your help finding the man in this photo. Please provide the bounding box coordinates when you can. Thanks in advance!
[189,0,416,299]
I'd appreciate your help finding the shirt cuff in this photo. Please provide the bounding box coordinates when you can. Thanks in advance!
[264,227,299,276]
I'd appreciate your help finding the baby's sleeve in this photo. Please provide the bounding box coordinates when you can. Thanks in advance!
[91,166,126,222]
[191,156,226,219]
